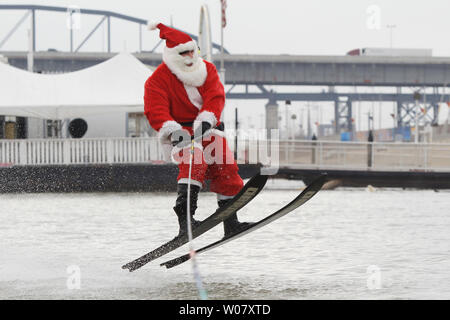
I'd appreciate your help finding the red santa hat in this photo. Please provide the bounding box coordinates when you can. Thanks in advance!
[148,22,193,49]
[148,21,206,87]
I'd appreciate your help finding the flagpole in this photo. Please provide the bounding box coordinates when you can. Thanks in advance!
[220,0,225,84]
[220,20,224,72]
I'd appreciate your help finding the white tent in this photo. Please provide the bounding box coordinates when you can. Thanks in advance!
[0,53,152,119]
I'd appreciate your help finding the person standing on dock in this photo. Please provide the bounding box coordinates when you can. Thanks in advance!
[143,22,251,238]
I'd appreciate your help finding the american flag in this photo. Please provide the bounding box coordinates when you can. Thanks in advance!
[221,0,227,28]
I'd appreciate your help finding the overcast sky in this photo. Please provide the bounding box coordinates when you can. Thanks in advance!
[1,0,449,55]
[1,0,449,132]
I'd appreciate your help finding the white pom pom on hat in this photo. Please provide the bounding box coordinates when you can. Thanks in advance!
[147,22,193,49]
[147,21,160,31]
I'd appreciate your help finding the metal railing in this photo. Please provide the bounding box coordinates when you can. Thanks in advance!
[0,138,163,166]
[1,137,450,171]
[235,139,450,172]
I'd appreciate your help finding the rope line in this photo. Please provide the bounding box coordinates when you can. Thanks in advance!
[186,140,208,300]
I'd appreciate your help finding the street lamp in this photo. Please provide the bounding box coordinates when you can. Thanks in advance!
[291,114,297,139]
[387,24,396,50]
[285,100,291,140]
[413,91,422,143]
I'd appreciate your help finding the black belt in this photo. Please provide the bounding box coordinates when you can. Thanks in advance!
[180,122,225,131]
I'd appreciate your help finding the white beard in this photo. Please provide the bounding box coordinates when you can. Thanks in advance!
[163,41,207,87]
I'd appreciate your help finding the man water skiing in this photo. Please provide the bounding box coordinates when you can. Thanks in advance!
[144,22,251,238]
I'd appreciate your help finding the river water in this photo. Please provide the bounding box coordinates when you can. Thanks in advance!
[1,180,449,300]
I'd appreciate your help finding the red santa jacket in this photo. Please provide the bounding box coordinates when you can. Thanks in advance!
[144,60,224,142]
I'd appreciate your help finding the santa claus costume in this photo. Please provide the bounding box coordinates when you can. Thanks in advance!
[144,22,251,237]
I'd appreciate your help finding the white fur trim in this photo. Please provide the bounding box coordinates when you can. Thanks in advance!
[195,111,218,128]
[147,21,159,30]
[178,178,203,189]
[183,85,203,110]
[171,41,197,53]
[163,41,207,87]
[217,194,234,200]
[158,120,182,143]
[210,128,226,137]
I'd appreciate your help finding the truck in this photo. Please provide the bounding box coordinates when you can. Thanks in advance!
[346,48,433,57]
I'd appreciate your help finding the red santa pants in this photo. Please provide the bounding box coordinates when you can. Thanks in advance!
[174,131,243,198]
